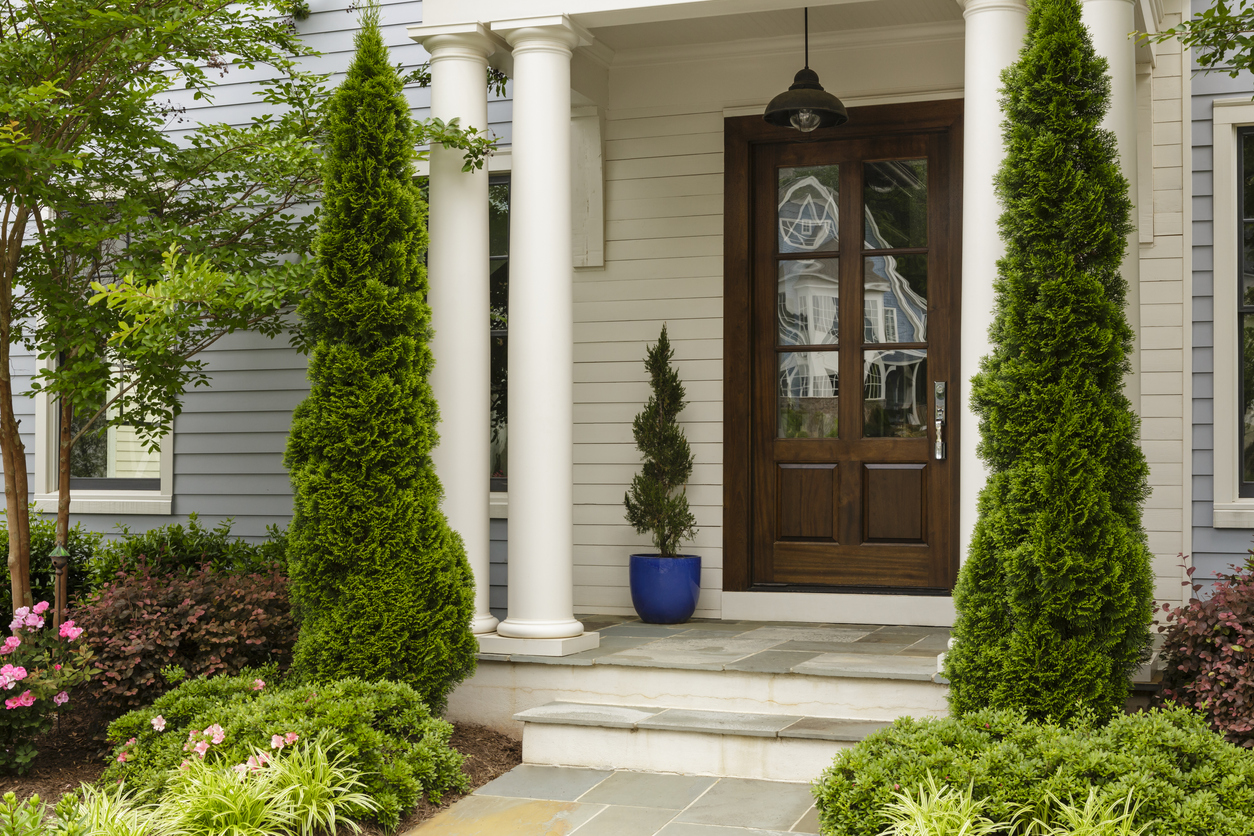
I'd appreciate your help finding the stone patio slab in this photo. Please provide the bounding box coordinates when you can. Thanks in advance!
[779,716,893,741]
[638,709,801,738]
[625,637,780,654]
[737,626,871,643]
[599,624,693,638]
[406,794,604,836]
[789,653,936,680]
[656,825,795,836]
[571,806,680,836]
[675,778,815,830]
[773,640,913,656]
[514,702,665,729]
[477,765,613,802]
[792,806,822,834]
[722,650,822,674]
[578,772,717,810]
[594,652,735,671]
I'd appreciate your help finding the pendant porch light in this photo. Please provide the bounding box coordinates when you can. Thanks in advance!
[763,8,847,133]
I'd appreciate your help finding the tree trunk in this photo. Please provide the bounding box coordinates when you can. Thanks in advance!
[56,395,71,547]
[0,204,31,612]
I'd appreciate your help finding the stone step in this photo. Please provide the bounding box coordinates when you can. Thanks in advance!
[515,701,893,782]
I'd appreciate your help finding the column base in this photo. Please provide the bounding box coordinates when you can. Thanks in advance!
[471,614,500,635]
[477,631,600,657]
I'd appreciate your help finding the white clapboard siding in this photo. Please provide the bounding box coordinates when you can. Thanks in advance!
[574,108,726,618]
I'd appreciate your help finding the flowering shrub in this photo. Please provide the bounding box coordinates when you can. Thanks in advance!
[1157,565,1254,746]
[105,671,467,829]
[813,706,1254,836]
[0,602,94,773]
[0,514,100,624]
[72,563,293,718]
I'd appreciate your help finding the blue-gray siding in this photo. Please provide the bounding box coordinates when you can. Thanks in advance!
[1191,48,1254,579]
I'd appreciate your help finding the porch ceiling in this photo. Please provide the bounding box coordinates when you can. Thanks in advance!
[587,0,963,53]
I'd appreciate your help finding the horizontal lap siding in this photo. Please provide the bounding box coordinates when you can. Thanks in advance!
[574,110,725,618]
[1191,36,1254,581]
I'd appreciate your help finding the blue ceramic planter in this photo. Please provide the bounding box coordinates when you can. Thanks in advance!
[629,554,701,624]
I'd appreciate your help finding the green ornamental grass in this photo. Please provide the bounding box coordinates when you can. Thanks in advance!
[282,0,476,712]
[944,0,1154,723]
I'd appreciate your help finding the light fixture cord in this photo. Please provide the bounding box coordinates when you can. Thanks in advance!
[804,7,809,69]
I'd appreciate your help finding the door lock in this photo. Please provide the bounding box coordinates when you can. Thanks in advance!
[934,381,947,460]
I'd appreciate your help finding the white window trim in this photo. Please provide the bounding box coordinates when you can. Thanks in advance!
[31,356,173,515]
[1209,99,1254,527]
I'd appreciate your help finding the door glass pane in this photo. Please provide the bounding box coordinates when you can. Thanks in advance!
[863,255,928,343]
[864,159,927,249]
[779,351,839,438]
[779,165,840,253]
[863,349,927,438]
[490,182,510,257]
[1244,315,1254,482]
[778,259,839,346]
[1244,222,1254,305]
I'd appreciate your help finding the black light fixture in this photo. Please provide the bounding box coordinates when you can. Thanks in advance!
[763,8,847,133]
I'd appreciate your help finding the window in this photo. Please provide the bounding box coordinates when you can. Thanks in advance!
[863,298,880,342]
[884,308,899,343]
[489,176,509,493]
[33,357,172,514]
[1208,101,1254,526]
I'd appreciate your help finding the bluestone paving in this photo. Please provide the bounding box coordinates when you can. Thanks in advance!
[737,626,870,643]
[411,794,604,836]
[579,771,717,809]
[514,702,665,729]
[675,778,816,830]
[793,806,822,834]
[722,650,822,673]
[639,708,801,738]
[571,806,680,836]
[774,639,914,656]
[790,652,936,680]
[599,624,692,638]
[476,764,613,802]
[654,824,795,836]
[779,716,893,741]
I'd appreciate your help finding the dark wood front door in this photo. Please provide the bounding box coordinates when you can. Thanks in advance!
[724,102,962,593]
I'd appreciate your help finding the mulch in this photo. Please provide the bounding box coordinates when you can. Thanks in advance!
[0,708,522,833]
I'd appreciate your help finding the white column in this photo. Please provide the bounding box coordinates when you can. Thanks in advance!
[1082,0,1141,407]
[409,23,498,635]
[488,16,594,647]
[957,0,1029,562]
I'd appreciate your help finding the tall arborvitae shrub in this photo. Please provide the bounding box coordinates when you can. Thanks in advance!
[624,325,697,556]
[283,5,475,712]
[944,0,1153,723]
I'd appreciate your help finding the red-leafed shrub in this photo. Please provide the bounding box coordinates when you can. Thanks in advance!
[72,564,294,717]
[1157,565,1254,746]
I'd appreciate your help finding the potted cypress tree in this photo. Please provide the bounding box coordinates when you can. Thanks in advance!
[624,325,700,623]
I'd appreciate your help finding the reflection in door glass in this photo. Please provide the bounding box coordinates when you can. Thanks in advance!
[778,259,839,346]
[863,349,927,438]
[778,166,840,253]
[778,351,839,438]
[863,255,927,343]
[864,160,927,249]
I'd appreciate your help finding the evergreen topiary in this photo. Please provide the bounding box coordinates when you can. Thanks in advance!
[943,0,1153,723]
[624,325,697,556]
[283,3,475,713]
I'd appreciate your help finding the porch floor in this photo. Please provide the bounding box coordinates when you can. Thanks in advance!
[479,615,950,683]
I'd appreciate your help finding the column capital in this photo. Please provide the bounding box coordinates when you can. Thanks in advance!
[955,0,1028,18]
[491,15,592,53]
[408,22,500,60]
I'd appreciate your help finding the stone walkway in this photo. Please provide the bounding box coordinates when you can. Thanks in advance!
[407,765,821,836]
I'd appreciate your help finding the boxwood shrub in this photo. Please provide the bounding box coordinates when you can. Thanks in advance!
[814,706,1254,836]
[104,671,467,830]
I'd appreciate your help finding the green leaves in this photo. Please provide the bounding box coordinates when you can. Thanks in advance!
[945,0,1153,725]
[1147,0,1254,78]
[624,324,698,557]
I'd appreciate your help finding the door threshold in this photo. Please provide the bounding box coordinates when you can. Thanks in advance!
[722,590,955,627]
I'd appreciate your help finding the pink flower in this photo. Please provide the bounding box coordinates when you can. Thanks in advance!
[151,715,166,732]
[53,691,68,706]
[270,734,285,750]
[178,760,191,771]
[116,752,128,763]
[31,602,48,615]
[205,724,225,744]
[193,740,210,757]
[22,614,43,631]
[12,608,28,619]
[283,732,298,745]
[0,666,28,684]
[58,621,82,641]
[0,637,20,656]
[232,763,248,775]
[253,679,265,691]
[53,664,60,671]
[126,737,137,746]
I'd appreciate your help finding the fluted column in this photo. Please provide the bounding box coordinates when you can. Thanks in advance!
[489,16,591,644]
[1082,0,1141,406]
[957,0,1029,561]
[408,23,498,635]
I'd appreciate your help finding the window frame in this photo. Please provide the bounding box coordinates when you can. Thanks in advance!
[1209,100,1254,526]
[31,355,173,515]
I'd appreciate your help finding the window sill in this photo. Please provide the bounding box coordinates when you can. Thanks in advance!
[34,492,172,516]
[490,492,508,520]
[1213,501,1254,529]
